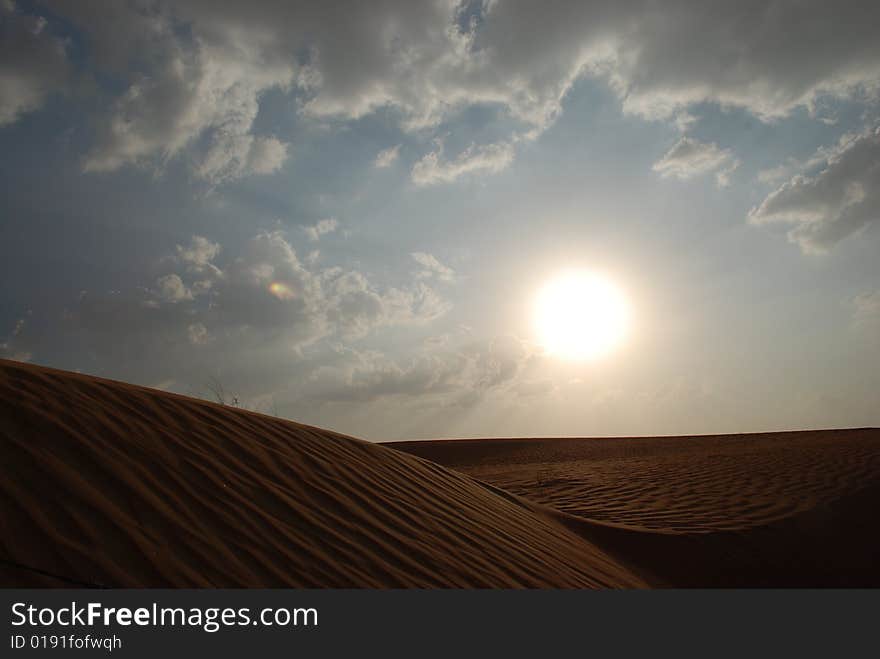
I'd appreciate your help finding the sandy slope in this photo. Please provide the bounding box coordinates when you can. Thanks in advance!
[0,359,643,588]
[392,432,880,586]
[4,358,877,588]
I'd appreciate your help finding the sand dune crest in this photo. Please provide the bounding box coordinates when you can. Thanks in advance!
[0,360,643,588]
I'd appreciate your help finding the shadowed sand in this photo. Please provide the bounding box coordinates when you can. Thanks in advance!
[0,359,643,588]
[3,359,878,588]
[391,432,880,586]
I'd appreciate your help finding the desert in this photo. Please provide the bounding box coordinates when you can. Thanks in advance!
[2,358,877,588]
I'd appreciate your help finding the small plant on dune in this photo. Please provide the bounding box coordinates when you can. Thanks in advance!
[201,376,281,417]
[205,376,240,407]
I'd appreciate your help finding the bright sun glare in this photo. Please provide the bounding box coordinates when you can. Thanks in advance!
[534,271,631,361]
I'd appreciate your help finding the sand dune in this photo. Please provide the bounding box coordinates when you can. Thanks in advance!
[392,432,880,586]
[3,358,877,588]
[0,359,643,588]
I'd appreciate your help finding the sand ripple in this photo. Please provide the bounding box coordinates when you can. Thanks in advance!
[0,360,643,588]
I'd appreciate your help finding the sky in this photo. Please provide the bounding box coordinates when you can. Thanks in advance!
[1,0,879,440]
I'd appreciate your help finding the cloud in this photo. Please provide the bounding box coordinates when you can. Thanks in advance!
[652,137,740,187]
[154,273,193,303]
[0,344,31,363]
[170,236,224,293]
[373,144,401,168]
[713,162,740,189]
[749,126,880,252]
[411,252,455,282]
[851,290,880,351]
[6,1,876,186]
[757,160,800,185]
[303,218,339,241]
[513,379,557,398]
[383,282,452,326]
[278,1,880,128]
[673,111,698,133]
[175,235,221,269]
[317,269,450,339]
[194,135,288,184]
[187,322,210,345]
[307,335,539,405]
[853,290,880,328]
[246,136,288,174]
[59,2,294,183]
[276,0,880,127]
[0,1,68,126]
[0,315,32,362]
[411,141,514,186]
[7,230,452,395]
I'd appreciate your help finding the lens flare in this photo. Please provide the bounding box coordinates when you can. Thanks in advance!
[268,282,295,300]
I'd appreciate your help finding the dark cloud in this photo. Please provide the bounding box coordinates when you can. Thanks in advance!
[3,232,453,395]
[2,228,541,414]
[0,1,68,125]
[5,0,873,185]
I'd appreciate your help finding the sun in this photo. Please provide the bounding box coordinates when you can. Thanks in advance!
[534,271,631,361]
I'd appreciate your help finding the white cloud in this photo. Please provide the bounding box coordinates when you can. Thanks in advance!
[246,136,288,174]
[673,111,698,133]
[0,1,68,126]
[307,335,539,405]
[652,137,740,187]
[411,252,455,282]
[172,236,224,289]
[104,229,450,356]
[373,144,401,168]
[749,126,880,252]
[176,235,221,269]
[6,1,876,186]
[62,3,294,183]
[411,141,514,186]
[254,0,880,128]
[194,135,288,184]
[1,229,456,406]
[187,322,210,345]
[758,161,799,185]
[303,218,339,241]
[714,162,741,188]
[381,282,452,327]
[155,273,193,302]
